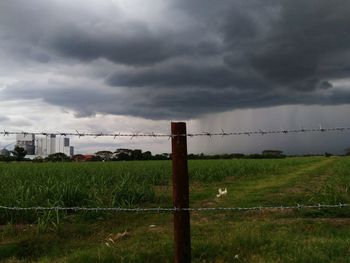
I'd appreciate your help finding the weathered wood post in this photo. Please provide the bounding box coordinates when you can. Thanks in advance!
[171,122,191,263]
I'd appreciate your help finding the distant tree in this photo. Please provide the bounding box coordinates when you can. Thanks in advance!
[142,151,152,160]
[33,156,44,163]
[91,155,103,162]
[154,154,169,160]
[262,150,284,157]
[232,153,245,159]
[324,152,333,157]
[117,152,131,161]
[11,146,27,161]
[0,155,15,162]
[247,154,264,159]
[131,150,143,160]
[46,152,69,162]
[95,151,113,161]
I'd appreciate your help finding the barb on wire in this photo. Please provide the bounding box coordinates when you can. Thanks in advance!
[75,130,84,138]
[113,132,120,140]
[221,129,229,138]
[1,126,350,139]
[94,132,103,138]
[0,203,349,213]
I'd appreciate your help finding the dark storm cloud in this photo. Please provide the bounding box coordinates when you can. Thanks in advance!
[51,26,208,66]
[3,81,350,120]
[107,63,265,89]
[1,0,350,119]
[245,0,350,88]
[107,0,350,94]
[0,0,221,66]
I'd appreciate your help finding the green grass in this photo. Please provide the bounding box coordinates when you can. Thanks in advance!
[0,158,319,223]
[1,157,350,262]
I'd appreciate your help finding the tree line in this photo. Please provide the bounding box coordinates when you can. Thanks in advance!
[2,146,348,163]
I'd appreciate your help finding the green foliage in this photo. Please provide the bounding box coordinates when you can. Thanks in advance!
[11,146,27,161]
[46,152,70,162]
[1,157,350,262]
[0,158,320,224]
[0,155,16,162]
[95,151,113,161]
[33,156,44,163]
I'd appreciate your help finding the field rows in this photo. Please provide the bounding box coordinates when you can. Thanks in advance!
[1,157,350,262]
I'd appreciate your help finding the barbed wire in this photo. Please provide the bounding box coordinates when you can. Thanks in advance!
[1,126,350,139]
[0,203,349,213]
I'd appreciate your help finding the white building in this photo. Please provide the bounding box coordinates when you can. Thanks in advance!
[16,134,35,155]
[36,135,74,157]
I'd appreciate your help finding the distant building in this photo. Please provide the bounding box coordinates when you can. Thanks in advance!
[36,135,56,156]
[0,148,10,157]
[16,134,35,155]
[73,154,94,162]
[36,135,74,157]
[61,137,73,157]
[70,146,74,157]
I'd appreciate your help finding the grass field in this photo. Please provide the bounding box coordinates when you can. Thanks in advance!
[1,157,350,262]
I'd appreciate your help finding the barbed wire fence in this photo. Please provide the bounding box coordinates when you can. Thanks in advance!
[2,122,350,262]
[2,126,350,139]
[1,124,350,213]
[1,203,349,212]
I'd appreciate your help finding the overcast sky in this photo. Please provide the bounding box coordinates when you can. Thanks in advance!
[1,0,350,155]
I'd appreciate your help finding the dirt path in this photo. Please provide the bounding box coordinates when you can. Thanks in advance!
[209,158,337,207]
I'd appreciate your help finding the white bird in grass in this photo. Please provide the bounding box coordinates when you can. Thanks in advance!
[216,188,227,197]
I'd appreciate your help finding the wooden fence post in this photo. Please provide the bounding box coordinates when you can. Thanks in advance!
[171,122,191,263]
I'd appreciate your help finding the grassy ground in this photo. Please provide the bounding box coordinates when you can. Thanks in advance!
[1,157,350,262]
